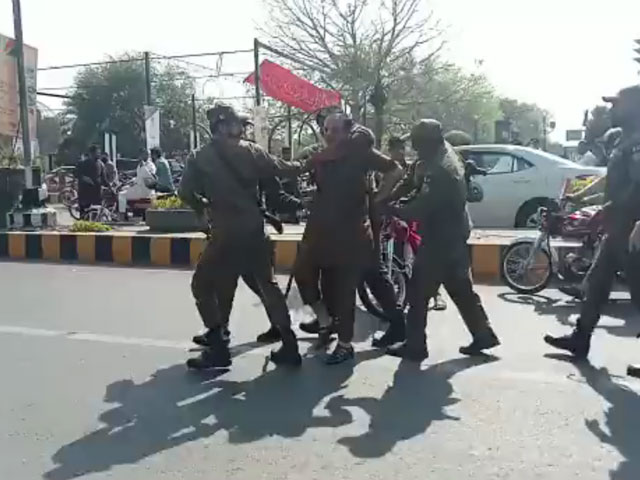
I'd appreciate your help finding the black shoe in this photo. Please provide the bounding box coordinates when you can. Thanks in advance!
[627,365,640,378]
[256,326,282,344]
[192,328,231,347]
[300,319,320,334]
[559,285,585,301]
[386,342,429,362]
[270,344,302,367]
[459,330,501,356]
[186,348,231,370]
[325,343,355,365]
[431,294,448,311]
[372,326,406,349]
[544,332,590,359]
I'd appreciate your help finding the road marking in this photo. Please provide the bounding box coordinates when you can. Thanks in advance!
[0,324,191,349]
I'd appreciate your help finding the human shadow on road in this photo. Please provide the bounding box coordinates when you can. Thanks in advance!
[43,349,381,480]
[498,292,639,339]
[546,353,640,480]
[325,355,499,458]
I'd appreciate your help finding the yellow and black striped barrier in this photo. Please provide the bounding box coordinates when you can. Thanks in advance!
[0,231,505,280]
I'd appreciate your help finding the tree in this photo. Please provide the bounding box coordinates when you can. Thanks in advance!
[62,54,205,160]
[498,98,549,145]
[36,112,62,155]
[584,105,611,143]
[262,0,443,142]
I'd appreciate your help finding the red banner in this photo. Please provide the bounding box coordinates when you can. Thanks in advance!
[245,60,341,112]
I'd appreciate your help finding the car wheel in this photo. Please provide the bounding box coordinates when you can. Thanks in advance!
[515,199,558,228]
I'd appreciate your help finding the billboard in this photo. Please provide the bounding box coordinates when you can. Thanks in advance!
[0,33,38,145]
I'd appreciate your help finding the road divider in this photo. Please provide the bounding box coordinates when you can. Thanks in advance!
[0,230,508,281]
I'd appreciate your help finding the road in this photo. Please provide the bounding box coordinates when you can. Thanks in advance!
[1,262,639,480]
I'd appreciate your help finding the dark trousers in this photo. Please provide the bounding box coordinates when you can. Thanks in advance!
[191,233,293,336]
[405,243,492,348]
[294,244,361,343]
[576,234,640,336]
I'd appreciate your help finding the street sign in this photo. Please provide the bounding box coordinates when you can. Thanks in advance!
[566,129,584,142]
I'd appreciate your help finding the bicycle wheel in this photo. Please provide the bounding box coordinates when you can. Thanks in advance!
[68,201,82,220]
[60,188,77,207]
[500,240,553,294]
[357,264,408,320]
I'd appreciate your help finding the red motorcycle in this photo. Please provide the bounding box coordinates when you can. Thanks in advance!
[501,200,604,294]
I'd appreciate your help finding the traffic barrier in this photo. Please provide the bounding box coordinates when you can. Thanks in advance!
[0,231,505,280]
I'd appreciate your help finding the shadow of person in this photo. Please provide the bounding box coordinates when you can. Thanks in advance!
[498,292,639,338]
[326,355,499,458]
[44,349,381,480]
[546,353,640,480]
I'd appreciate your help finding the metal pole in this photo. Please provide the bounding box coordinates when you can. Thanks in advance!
[12,0,32,187]
[253,38,261,106]
[191,93,198,150]
[144,51,152,105]
[287,105,293,147]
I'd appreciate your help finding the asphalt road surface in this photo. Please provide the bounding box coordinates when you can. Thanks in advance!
[1,262,640,480]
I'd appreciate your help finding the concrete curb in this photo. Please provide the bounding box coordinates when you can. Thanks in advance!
[0,230,505,280]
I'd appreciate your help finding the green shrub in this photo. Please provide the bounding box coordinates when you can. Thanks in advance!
[152,195,186,209]
[70,221,113,232]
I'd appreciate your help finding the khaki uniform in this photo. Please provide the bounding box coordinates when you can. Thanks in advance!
[294,128,398,343]
[397,142,495,348]
[179,139,303,332]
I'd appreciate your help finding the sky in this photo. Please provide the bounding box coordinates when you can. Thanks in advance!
[2,0,640,143]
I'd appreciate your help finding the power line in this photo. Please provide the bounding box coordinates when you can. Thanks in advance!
[38,57,143,71]
[151,49,252,60]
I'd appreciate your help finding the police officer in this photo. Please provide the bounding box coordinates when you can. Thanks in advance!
[386,119,500,361]
[179,103,305,370]
[545,85,640,359]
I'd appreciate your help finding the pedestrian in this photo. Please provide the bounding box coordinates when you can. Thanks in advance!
[150,147,175,193]
[385,119,501,361]
[294,112,404,364]
[75,144,106,215]
[100,153,118,186]
[387,135,408,170]
[545,85,640,362]
[179,103,306,370]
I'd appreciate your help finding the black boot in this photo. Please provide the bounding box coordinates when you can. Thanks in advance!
[386,341,429,362]
[256,326,282,344]
[325,343,355,365]
[300,319,320,334]
[459,329,501,356]
[559,285,585,301]
[186,346,231,370]
[192,327,231,347]
[270,330,302,367]
[372,322,406,348]
[544,330,590,359]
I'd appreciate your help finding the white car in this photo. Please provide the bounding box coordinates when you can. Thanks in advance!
[457,145,605,228]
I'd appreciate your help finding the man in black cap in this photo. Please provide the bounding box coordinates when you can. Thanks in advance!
[386,119,500,361]
[545,85,640,363]
[179,103,306,370]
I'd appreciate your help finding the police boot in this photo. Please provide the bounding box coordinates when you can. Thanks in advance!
[270,329,302,367]
[544,329,591,359]
[192,327,231,347]
[386,341,429,362]
[256,326,282,344]
[186,331,232,371]
[372,319,406,349]
[459,328,501,356]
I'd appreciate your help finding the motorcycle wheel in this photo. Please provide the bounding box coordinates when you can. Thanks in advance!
[357,264,408,320]
[501,240,553,294]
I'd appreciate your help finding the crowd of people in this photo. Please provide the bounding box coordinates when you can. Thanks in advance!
[176,83,640,375]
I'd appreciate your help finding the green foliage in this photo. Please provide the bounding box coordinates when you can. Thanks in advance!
[0,146,22,168]
[152,195,185,210]
[498,98,549,144]
[70,220,112,232]
[62,53,209,160]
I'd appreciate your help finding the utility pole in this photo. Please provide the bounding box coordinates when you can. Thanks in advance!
[12,0,32,187]
[191,93,198,151]
[144,51,152,105]
[253,38,261,106]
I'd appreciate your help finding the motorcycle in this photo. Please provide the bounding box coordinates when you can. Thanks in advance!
[500,200,604,294]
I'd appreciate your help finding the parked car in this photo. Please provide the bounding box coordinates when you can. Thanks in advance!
[457,145,605,228]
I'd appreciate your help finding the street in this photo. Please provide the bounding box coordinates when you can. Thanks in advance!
[1,262,639,479]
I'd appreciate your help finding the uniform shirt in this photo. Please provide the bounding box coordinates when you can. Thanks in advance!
[302,127,398,267]
[179,139,303,238]
[604,133,640,237]
[397,142,470,252]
